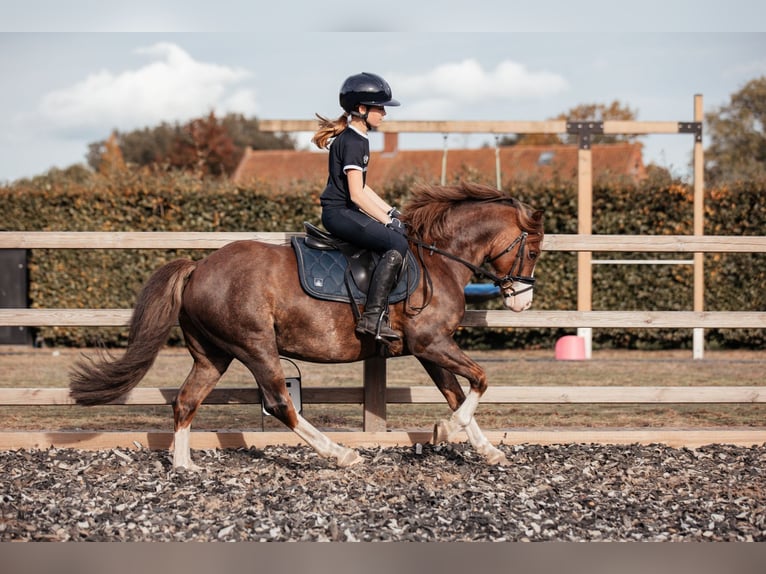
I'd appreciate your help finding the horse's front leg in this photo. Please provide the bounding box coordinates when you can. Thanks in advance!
[417,356,509,465]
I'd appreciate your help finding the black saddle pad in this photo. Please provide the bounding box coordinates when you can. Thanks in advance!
[291,236,420,304]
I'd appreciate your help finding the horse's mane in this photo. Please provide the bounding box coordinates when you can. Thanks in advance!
[402,182,542,243]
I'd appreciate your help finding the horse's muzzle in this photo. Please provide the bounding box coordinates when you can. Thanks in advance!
[503,280,534,312]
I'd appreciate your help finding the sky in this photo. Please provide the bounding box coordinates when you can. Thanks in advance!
[1,1,765,184]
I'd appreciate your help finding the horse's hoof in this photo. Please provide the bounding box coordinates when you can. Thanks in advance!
[432,420,456,444]
[485,449,510,466]
[337,449,363,468]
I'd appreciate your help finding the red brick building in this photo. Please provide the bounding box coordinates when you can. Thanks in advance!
[232,141,646,190]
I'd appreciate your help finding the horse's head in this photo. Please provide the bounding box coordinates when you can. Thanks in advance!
[403,182,545,312]
[485,202,544,312]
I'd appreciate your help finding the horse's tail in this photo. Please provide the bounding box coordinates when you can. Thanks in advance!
[69,259,197,406]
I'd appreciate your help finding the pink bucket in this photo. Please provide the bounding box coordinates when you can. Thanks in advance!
[554,335,586,361]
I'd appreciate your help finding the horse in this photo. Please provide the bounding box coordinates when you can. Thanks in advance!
[69,181,544,469]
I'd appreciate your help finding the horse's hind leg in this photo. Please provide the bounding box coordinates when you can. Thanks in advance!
[418,357,508,465]
[172,342,232,470]
[239,342,363,467]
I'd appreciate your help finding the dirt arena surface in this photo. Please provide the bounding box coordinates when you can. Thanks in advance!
[1,441,764,542]
[2,347,764,542]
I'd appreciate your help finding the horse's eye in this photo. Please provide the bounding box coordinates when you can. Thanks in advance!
[529,251,539,260]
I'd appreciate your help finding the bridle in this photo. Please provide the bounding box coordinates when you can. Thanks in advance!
[481,231,537,296]
[406,229,537,312]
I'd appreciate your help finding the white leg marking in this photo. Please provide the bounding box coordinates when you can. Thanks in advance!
[465,418,509,465]
[452,389,481,428]
[172,426,201,470]
[433,391,509,464]
[293,415,362,467]
[433,390,481,443]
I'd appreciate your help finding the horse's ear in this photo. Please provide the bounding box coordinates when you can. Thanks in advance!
[532,209,544,222]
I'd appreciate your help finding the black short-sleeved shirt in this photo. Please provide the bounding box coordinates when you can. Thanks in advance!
[319,126,369,209]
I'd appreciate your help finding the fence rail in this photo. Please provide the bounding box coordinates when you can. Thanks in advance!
[3,231,765,251]
[1,309,765,329]
[2,385,765,406]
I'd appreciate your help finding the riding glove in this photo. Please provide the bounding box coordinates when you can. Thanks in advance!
[387,218,407,236]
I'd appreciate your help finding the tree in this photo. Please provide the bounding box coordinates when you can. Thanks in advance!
[86,113,296,176]
[166,112,238,177]
[97,132,126,175]
[87,123,176,172]
[705,76,766,184]
[221,113,295,151]
[499,100,639,146]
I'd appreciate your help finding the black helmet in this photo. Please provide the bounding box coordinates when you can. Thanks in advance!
[339,72,400,114]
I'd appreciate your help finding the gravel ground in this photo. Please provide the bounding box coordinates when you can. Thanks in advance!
[1,442,764,542]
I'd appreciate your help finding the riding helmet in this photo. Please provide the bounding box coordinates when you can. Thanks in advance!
[339,72,400,113]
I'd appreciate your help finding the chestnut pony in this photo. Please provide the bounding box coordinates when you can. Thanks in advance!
[70,182,544,469]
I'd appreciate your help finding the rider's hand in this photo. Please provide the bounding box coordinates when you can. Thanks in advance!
[387,218,407,236]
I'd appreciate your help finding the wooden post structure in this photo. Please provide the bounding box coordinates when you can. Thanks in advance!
[569,122,602,359]
[363,357,387,431]
[692,94,705,359]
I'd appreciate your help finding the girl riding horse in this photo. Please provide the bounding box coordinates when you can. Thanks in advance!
[312,72,407,344]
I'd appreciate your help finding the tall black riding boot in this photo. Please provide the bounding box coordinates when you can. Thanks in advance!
[356,250,403,342]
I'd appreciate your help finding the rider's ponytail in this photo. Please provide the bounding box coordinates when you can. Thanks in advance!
[312,113,348,149]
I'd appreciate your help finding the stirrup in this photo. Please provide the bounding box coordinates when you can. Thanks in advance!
[373,313,401,342]
[374,325,401,342]
[356,314,400,342]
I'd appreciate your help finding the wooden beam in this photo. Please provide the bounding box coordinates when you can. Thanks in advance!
[602,120,681,134]
[2,309,765,328]
[2,428,765,450]
[577,148,593,314]
[693,94,706,314]
[258,119,694,136]
[3,386,764,406]
[389,385,766,404]
[258,119,569,135]
[460,310,766,329]
[542,234,766,253]
[0,309,133,326]
[2,232,765,252]
[0,231,295,249]
[363,357,387,431]
[0,387,364,406]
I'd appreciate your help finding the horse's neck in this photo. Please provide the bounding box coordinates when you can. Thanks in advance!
[445,210,502,265]
[422,216,499,284]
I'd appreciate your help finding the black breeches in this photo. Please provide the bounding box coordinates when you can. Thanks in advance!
[322,207,408,258]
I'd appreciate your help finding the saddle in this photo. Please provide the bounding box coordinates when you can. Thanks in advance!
[291,222,419,305]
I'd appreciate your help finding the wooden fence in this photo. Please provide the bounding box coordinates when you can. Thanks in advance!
[1,230,765,450]
[3,94,766,449]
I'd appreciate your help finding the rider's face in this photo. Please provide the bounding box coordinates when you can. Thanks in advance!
[364,105,387,128]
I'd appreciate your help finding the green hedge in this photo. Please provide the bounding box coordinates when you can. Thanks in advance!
[456,176,766,350]
[1,169,764,349]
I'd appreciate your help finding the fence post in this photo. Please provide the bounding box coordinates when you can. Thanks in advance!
[363,357,387,431]
[0,249,32,345]
[692,94,705,359]
[569,121,601,359]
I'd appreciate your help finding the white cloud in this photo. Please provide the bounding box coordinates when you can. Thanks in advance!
[37,42,258,135]
[389,58,568,116]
